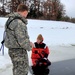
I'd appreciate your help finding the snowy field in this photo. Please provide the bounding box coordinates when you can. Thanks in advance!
[0,17,75,75]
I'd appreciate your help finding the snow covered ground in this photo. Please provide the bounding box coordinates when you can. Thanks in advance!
[0,17,75,75]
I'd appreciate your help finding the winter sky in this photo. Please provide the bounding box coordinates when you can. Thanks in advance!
[61,0,75,18]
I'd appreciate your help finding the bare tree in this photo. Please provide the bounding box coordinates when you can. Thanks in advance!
[0,0,65,20]
[42,0,65,20]
[0,0,8,16]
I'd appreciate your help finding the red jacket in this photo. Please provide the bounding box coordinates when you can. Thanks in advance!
[31,42,50,66]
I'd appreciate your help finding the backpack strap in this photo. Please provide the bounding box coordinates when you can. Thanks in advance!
[0,31,6,55]
[6,16,26,31]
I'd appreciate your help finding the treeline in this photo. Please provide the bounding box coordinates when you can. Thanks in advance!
[61,16,75,23]
[0,0,75,23]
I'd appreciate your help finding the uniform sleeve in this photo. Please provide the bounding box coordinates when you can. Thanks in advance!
[15,20,31,51]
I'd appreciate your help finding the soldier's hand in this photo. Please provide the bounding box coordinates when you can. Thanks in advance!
[30,42,34,48]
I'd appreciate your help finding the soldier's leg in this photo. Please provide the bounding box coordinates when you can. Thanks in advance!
[12,59,28,75]
[9,48,29,75]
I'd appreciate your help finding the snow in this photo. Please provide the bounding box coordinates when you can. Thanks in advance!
[27,19,75,46]
[0,3,2,7]
[0,17,75,75]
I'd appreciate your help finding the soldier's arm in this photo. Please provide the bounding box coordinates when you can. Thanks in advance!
[15,20,31,51]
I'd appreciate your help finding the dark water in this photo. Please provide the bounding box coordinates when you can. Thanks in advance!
[29,59,75,75]
[49,59,75,75]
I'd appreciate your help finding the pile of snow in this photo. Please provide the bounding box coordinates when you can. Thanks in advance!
[0,17,75,75]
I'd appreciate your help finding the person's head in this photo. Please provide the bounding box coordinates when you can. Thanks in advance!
[17,4,28,18]
[37,34,44,44]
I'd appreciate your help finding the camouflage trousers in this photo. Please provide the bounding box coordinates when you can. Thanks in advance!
[9,48,29,75]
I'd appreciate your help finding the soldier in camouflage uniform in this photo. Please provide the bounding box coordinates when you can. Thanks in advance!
[5,4,33,75]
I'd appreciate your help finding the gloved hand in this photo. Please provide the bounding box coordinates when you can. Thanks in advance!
[41,51,48,58]
[34,50,38,54]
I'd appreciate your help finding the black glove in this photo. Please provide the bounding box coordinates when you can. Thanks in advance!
[34,50,38,54]
[41,51,48,58]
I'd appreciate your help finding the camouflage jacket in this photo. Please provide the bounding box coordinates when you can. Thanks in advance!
[5,12,31,51]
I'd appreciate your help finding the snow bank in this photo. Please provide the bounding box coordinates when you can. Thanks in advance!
[28,19,75,29]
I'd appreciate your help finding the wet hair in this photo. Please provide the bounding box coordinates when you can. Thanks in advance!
[17,4,28,12]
